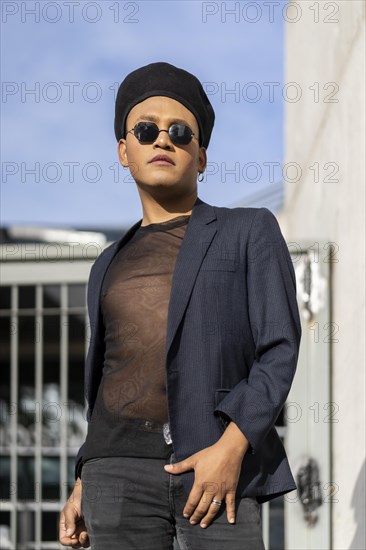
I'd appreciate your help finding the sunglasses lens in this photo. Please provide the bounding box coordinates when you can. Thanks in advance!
[133,122,193,145]
[134,122,159,143]
[169,124,192,145]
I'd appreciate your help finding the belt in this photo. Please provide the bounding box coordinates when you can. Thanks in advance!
[118,417,173,445]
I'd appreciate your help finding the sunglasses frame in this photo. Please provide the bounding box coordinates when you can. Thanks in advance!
[126,121,196,146]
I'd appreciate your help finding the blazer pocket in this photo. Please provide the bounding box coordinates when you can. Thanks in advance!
[200,259,238,272]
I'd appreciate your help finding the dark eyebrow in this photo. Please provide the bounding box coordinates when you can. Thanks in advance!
[133,114,192,127]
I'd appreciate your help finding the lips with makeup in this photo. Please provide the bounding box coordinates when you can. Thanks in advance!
[148,155,175,166]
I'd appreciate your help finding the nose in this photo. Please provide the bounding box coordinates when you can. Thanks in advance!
[153,129,173,150]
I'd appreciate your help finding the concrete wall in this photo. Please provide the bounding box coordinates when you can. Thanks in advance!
[280,3,365,549]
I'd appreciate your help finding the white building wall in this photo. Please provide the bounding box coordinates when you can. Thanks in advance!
[280,3,365,549]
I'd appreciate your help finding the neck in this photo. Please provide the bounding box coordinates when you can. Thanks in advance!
[138,188,198,226]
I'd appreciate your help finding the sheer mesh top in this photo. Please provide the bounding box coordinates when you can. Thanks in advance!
[82,214,190,461]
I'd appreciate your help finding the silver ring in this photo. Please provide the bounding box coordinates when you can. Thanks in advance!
[211,499,223,506]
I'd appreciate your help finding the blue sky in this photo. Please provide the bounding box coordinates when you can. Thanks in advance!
[1,1,285,228]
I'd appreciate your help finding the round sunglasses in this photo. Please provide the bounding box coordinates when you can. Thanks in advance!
[126,121,196,146]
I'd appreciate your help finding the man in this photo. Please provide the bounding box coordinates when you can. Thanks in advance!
[59,62,302,549]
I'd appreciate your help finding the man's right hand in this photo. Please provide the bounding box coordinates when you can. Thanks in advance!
[59,477,90,548]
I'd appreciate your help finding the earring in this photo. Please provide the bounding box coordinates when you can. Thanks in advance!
[197,172,204,182]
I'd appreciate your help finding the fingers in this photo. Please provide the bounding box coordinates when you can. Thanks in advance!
[182,484,203,519]
[59,507,89,548]
[188,493,224,528]
[164,458,193,474]
[59,524,88,548]
[183,486,237,528]
[198,494,237,529]
[225,493,237,524]
[59,510,73,546]
[64,504,77,538]
[79,529,90,548]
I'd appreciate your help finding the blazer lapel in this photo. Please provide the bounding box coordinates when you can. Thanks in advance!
[165,197,217,357]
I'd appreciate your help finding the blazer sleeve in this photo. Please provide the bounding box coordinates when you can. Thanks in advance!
[214,207,302,452]
[73,258,100,481]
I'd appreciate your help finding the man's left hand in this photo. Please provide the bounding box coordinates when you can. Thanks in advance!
[163,424,248,528]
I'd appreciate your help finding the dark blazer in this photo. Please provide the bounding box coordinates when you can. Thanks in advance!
[75,196,302,503]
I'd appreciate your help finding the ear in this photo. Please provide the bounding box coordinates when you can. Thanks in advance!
[118,139,129,167]
[198,147,207,173]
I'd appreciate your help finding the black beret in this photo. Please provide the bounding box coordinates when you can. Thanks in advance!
[114,62,215,149]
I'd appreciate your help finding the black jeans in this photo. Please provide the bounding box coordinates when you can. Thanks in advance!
[81,453,265,550]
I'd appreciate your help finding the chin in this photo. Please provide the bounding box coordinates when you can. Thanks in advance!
[141,176,178,187]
